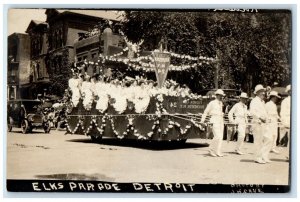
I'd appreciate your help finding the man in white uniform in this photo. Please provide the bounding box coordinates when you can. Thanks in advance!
[280,84,291,160]
[201,89,225,157]
[265,91,281,155]
[228,92,250,155]
[249,84,269,164]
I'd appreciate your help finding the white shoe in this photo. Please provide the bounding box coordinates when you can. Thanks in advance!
[216,153,224,157]
[255,159,266,164]
[271,149,280,154]
[236,150,245,155]
[209,150,217,157]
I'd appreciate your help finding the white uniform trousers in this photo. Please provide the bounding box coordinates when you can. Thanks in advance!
[280,115,290,155]
[252,122,272,162]
[236,123,246,152]
[268,122,279,151]
[210,122,224,155]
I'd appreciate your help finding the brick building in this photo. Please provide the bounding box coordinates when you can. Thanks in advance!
[7,33,31,99]
[25,20,50,99]
[8,9,122,99]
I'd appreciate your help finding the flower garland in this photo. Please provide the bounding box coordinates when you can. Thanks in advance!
[190,119,206,131]
[84,116,96,135]
[66,113,202,139]
[89,115,107,135]
[169,51,215,62]
[110,115,131,139]
[65,92,206,138]
[145,114,157,138]
[66,116,85,134]
[170,120,192,135]
[119,30,144,57]
[74,48,215,73]
[109,116,122,138]
[161,118,173,136]
[180,124,192,135]
[155,94,167,114]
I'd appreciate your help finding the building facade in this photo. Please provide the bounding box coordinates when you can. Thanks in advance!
[26,20,50,99]
[44,9,121,96]
[7,33,31,99]
[8,9,122,99]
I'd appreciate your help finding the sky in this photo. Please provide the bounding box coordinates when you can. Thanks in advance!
[7,8,121,36]
[8,8,47,35]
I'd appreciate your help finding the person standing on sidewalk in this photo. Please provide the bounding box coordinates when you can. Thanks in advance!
[228,92,250,155]
[265,91,281,155]
[249,84,270,164]
[201,89,226,157]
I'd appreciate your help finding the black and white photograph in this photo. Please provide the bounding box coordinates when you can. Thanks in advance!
[5,7,293,194]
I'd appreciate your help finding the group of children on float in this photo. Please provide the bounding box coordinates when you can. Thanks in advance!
[68,71,200,114]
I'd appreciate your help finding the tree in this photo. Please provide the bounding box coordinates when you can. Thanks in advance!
[45,48,72,96]
[120,11,215,92]
[120,10,291,94]
[205,11,291,94]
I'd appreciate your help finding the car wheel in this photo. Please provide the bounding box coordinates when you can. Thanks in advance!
[21,120,29,134]
[44,121,51,133]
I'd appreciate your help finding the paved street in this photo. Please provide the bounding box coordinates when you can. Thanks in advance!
[6,128,289,185]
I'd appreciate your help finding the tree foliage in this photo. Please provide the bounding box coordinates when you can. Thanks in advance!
[120,10,291,94]
[46,48,72,96]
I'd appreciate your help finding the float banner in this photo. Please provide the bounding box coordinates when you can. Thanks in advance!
[153,52,171,88]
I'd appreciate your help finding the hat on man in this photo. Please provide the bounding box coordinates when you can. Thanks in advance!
[215,89,226,96]
[269,91,281,99]
[254,84,266,94]
[84,75,91,81]
[240,92,248,99]
[138,79,145,85]
[285,84,291,93]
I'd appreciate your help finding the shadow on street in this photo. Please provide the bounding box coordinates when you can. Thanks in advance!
[9,130,51,135]
[35,173,115,181]
[66,137,209,151]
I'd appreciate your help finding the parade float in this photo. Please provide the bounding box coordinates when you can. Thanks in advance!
[65,40,218,143]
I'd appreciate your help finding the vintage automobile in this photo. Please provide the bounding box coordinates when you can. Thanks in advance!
[7,99,51,134]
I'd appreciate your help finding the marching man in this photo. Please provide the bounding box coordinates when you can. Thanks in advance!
[249,84,270,164]
[265,91,281,155]
[201,89,226,157]
[228,92,250,155]
[280,84,291,160]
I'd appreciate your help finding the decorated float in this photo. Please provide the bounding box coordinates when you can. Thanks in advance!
[65,40,218,143]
